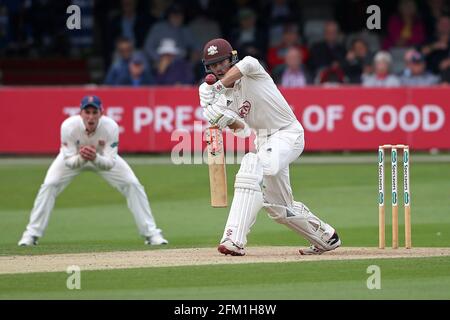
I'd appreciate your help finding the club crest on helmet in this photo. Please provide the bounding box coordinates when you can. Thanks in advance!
[202,38,239,72]
[208,45,218,56]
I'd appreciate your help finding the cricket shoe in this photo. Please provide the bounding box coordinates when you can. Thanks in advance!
[299,232,341,255]
[18,235,39,246]
[218,239,245,256]
[145,229,168,245]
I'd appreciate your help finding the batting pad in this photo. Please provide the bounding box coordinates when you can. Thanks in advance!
[264,201,336,250]
[221,153,264,248]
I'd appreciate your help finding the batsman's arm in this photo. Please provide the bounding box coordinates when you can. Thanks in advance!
[217,56,260,88]
[212,96,249,134]
[205,94,250,136]
[228,119,244,130]
[219,66,243,88]
[229,118,252,138]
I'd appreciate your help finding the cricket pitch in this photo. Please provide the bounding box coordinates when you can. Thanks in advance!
[1,247,450,274]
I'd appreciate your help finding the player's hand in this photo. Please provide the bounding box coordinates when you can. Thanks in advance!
[203,104,237,129]
[80,145,97,161]
[210,80,226,95]
[232,121,252,138]
[199,82,215,107]
[217,109,238,129]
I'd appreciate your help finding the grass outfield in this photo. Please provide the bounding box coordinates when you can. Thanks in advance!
[1,257,450,299]
[0,156,449,299]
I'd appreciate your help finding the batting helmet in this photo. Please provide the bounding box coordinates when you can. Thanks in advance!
[202,38,239,72]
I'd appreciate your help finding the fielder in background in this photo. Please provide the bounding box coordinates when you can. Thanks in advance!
[18,95,168,246]
[199,38,341,255]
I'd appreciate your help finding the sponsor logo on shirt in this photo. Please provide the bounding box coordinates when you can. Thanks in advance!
[238,100,251,118]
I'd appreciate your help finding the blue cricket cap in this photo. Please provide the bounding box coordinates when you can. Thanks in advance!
[80,95,102,110]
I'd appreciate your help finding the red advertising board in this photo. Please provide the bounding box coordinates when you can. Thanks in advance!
[0,86,449,153]
[283,87,450,151]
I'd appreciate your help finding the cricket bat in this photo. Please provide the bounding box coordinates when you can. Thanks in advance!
[205,126,227,207]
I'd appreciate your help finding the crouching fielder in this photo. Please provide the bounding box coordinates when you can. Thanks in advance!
[18,95,168,246]
[199,39,341,255]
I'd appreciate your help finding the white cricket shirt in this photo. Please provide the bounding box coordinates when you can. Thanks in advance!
[221,56,301,136]
[60,115,119,170]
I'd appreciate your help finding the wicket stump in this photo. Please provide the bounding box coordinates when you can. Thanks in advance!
[378,144,411,249]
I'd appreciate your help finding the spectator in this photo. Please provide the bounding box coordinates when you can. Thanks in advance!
[438,57,450,81]
[147,0,173,21]
[22,0,70,56]
[106,0,153,51]
[266,22,309,73]
[315,65,347,85]
[188,8,222,83]
[342,38,373,84]
[117,51,155,86]
[421,16,450,74]
[383,0,426,49]
[188,9,222,52]
[345,29,381,55]
[185,0,224,26]
[362,51,401,87]
[308,21,346,77]
[441,66,450,83]
[184,0,238,40]
[433,17,450,79]
[263,0,300,46]
[422,0,450,41]
[143,3,200,64]
[400,49,439,85]
[273,47,311,87]
[230,8,267,62]
[154,38,194,85]
[104,37,134,85]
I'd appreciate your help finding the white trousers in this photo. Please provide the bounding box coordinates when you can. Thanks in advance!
[221,121,308,246]
[22,153,160,239]
[257,121,305,209]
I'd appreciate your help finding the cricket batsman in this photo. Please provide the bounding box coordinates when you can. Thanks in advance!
[199,39,341,255]
[18,95,168,246]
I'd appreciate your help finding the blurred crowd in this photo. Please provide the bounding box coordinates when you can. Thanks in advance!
[1,0,450,86]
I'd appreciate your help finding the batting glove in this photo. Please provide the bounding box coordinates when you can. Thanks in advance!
[217,109,238,129]
[233,121,252,138]
[203,104,237,129]
[211,80,226,95]
[199,82,215,107]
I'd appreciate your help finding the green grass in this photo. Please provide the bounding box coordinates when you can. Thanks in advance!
[1,257,449,299]
[0,157,449,299]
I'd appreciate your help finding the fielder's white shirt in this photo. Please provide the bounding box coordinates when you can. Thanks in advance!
[60,115,119,170]
[219,56,301,136]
